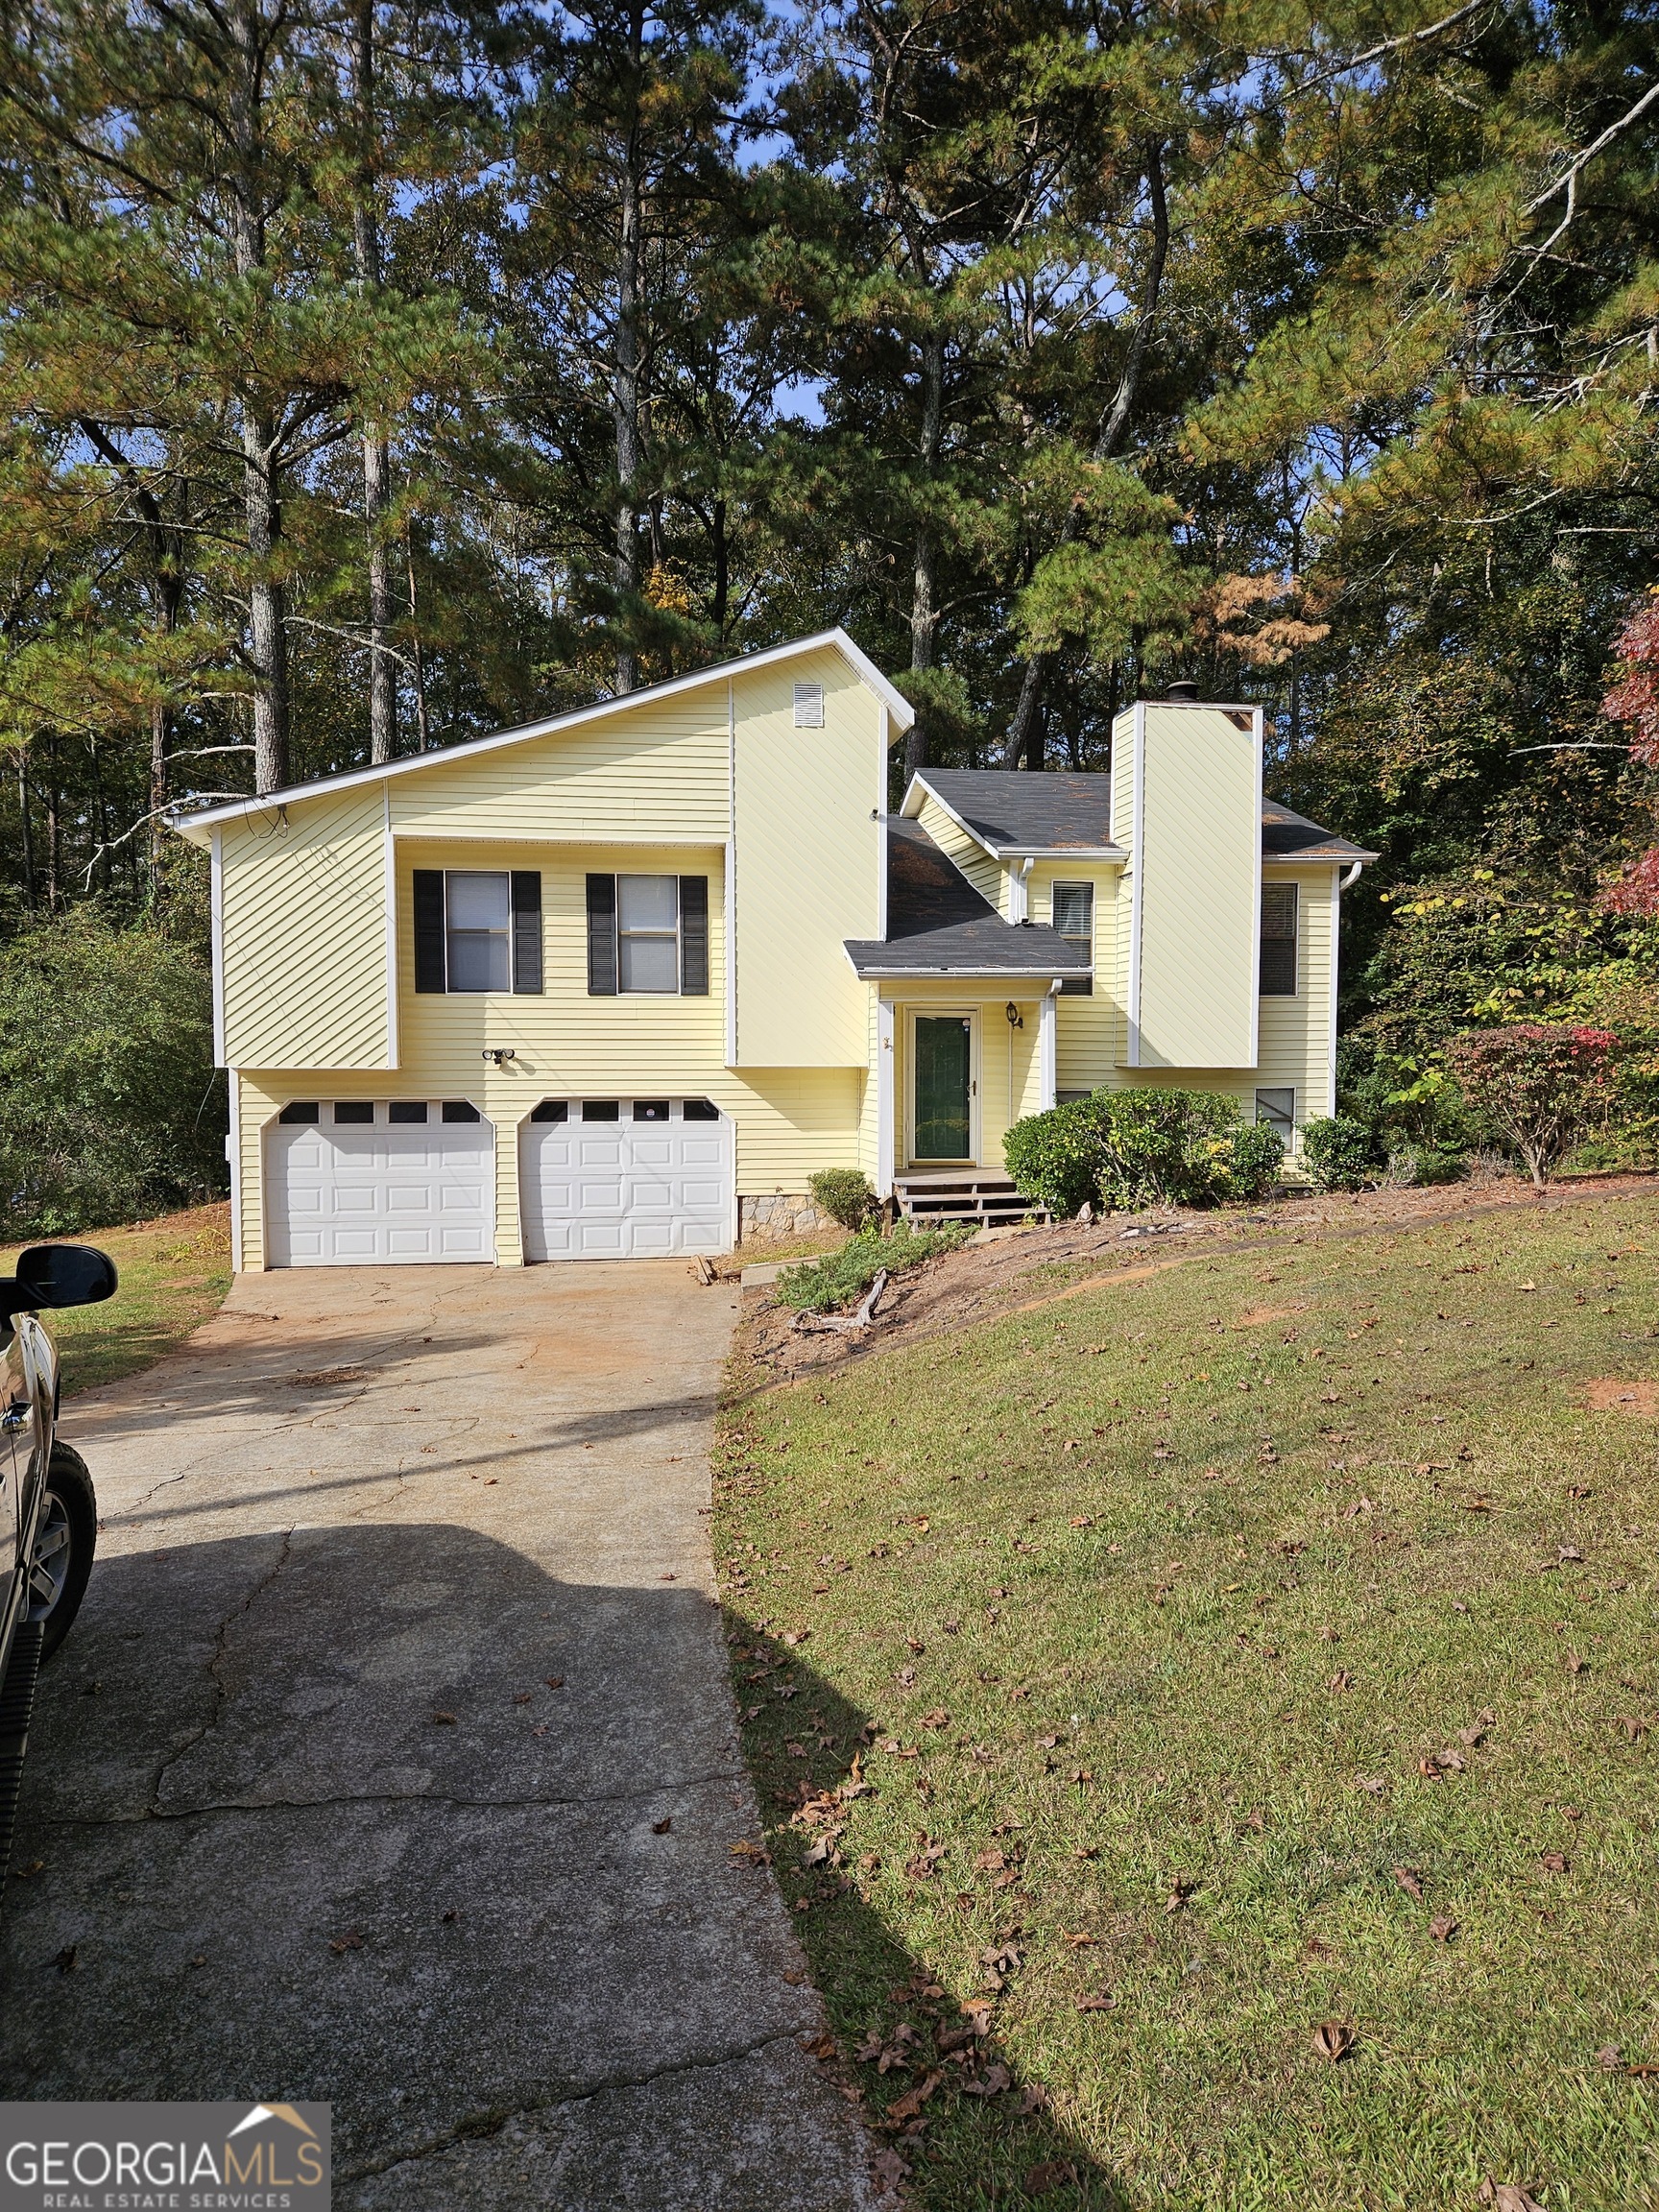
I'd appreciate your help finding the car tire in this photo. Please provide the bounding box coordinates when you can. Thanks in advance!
[29,1443,97,1664]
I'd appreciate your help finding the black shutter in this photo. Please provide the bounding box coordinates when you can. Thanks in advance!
[680,876,709,996]
[414,870,446,994]
[586,873,617,995]
[511,872,542,994]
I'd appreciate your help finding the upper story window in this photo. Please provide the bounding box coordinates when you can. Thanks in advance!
[1051,880,1094,998]
[1260,883,1298,996]
[587,873,709,997]
[413,869,542,995]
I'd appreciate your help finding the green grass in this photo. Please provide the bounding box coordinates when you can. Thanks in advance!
[4,1202,231,1395]
[714,1189,1659,2209]
[779,1220,973,1311]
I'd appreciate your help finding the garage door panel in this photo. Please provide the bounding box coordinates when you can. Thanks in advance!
[521,1101,731,1262]
[267,1112,495,1266]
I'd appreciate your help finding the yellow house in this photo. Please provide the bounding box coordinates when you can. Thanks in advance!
[170,634,1374,1268]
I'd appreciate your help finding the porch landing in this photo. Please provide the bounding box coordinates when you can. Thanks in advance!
[895,1169,1050,1228]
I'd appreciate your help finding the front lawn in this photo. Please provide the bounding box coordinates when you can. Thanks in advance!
[715,1185,1659,2209]
[4,1201,232,1395]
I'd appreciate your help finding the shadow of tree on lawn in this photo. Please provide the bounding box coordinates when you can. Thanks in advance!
[722,1606,1132,2212]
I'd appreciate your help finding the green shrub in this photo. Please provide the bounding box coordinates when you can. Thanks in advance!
[807,1166,878,1231]
[1385,1143,1469,1189]
[777,1220,971,1313]
[1004,1088,1285,1214]
[1223,1120,1286,1200]
[1301,1115,1382,1191]
[1000,1096,1102,1217]
[0,910,226,1238]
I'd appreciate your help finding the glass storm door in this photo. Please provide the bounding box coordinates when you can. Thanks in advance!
[913,1017,974,1161]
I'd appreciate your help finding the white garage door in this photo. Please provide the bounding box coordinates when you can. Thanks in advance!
[520,1097,730,1261]
[266,1101,495,1265]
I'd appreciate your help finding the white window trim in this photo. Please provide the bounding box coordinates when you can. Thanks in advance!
[445,868,513,995]
[616,873,683,996]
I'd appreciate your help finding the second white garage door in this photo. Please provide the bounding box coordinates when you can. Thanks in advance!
[520,1097,730,1261]
[266,1101,496,1265]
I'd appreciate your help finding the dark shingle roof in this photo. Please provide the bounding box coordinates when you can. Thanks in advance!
[1262,801,1377,862]
[844,820,1092,979]
[914,769,1119,854]
[912,768,1375,863]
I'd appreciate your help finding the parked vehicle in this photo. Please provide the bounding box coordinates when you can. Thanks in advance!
[1,1243,118,1886]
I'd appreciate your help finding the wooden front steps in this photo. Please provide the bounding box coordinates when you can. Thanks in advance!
[895,1170,1050,1227]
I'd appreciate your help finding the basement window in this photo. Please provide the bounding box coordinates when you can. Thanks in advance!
[1256,1088,1295,1138]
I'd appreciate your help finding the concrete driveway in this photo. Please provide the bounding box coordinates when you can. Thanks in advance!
[0,1263,879,2210]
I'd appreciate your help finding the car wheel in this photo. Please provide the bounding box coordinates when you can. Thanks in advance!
[27,1443,97,1663]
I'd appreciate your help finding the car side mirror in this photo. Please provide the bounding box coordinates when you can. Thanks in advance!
[13,1244,118,1310]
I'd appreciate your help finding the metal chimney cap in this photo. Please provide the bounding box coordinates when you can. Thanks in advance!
[1164,679,1199,703]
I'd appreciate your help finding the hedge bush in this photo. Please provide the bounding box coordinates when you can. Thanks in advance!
[776,1221,970,1313]
[807,1166,878,1231]
[1003,1087,1285,1215]
[1301,1115,1382,1191]
[0,911,226,1238]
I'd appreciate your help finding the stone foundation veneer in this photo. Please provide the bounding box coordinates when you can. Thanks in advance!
[738,1192,827,1241]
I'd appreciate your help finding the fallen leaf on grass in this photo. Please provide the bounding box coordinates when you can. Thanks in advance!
[1539,1851,1569,1873]
[1329,1670,1354,1692]
[870,2147,909,2195]
[1565,1652,1588,1676]
[963,2063,1012,2097]
[1077,1991,1114,2011]
[884,2070,944,2124]
[1429,1913,1458,1943]
[1023,2163,1078,2196]
[1392,1865,1424,1899]
[1313,2020,1355,2062]
[1596,2044,1623,2070]
[1017,2083,1050,2115]
[1478,2183,1545,2212]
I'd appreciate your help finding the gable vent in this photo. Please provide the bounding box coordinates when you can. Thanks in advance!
[793,681,825,729]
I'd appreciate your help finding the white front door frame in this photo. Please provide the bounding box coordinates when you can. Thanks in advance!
[905,1006,980,1168]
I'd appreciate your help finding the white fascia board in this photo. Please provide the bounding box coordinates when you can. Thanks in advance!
[994,845,1126,862]
[170,629,913,846]
[902,772,986,850]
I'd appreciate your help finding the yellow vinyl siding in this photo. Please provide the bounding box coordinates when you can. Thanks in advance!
[220,786,391,1070]
[856,988,884,1184]
[234,839,872,1264]
[1125,704,1260,1070]
[732,647,879,1067]
[1032,862,1126,1090]
[913,792,1005,912]
[1256,865,1337,1128]
[388,691,730,843]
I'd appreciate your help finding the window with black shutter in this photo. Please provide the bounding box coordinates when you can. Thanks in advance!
[680,876,709,995]
[414,871,446,993]
[587,873,618,995]
[511,872,542,994]
[1260,884,1298,996]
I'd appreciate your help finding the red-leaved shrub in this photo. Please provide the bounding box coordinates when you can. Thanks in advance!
[1448,1024,1617,1190]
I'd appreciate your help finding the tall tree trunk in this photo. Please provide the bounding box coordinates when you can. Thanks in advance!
[16,756,34,909]
[612,12,644,697]
[353,0,396,763]
[1004,143,1170,769]
[230,0,289,793]
[904,329,945,781]
[406,529,431,750]
[44,743,60,909]
[710,494,729,640]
